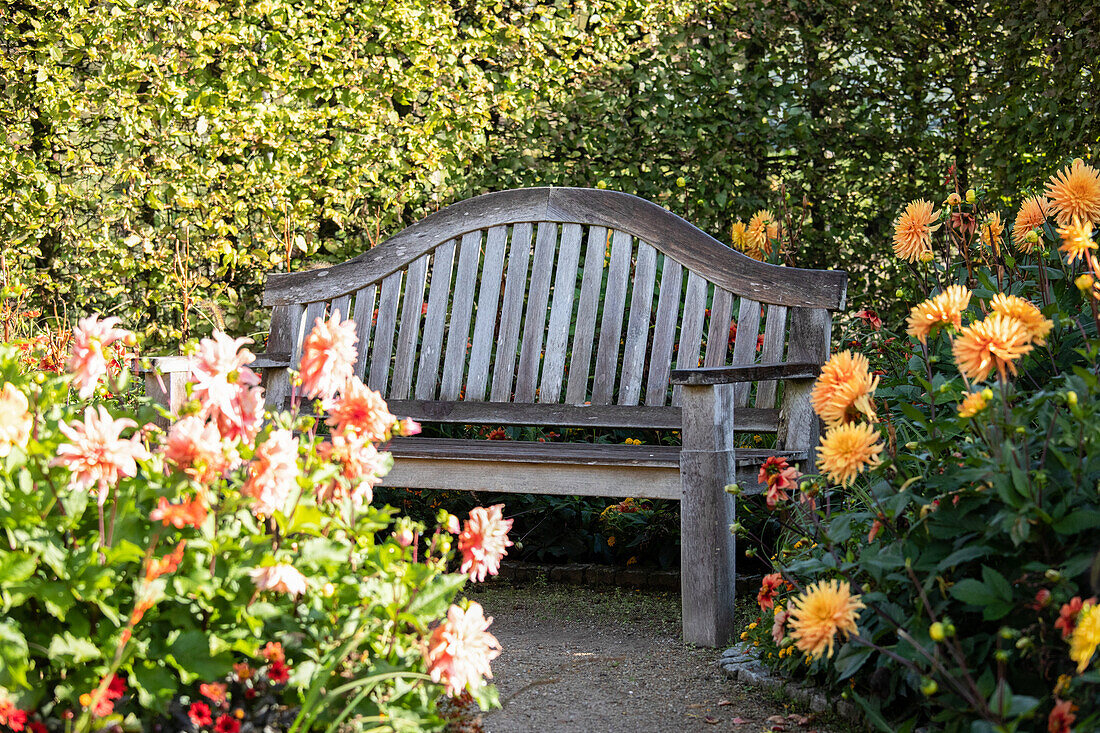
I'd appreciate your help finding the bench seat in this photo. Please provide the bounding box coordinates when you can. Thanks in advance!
[383,437,805,501]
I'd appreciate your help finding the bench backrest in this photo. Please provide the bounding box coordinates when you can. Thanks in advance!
[261,188,847,432]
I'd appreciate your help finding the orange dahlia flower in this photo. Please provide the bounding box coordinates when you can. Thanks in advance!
[952,314,1033,382]
[1011,196,1050,251]
[747,209,779,258]
[980,212,1004,254]
[905,285,971,344]
[957,390,990,419]
[1045,158,1100,225]
[990,293,1053,346]
[789,579,865,660]
[810,351,879,427]
[1057,218,1097,266]
[892,200,941,262]
[816,422,883,487]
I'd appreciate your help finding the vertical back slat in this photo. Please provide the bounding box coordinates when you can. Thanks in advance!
[590,230,632,404]
[351,284,377,379]
[755,304,789,408]
[389,255,429,400]
[617,242,657,405]
[672,271,708,405]
[730,298,763,406]
[368,271,402,393]
[466,226,509,401]
[415,240,457,399]
[703,288,734,367]
[644,257,683,406]
[439,232,484,400]
[564,226,607,405]
[490,224,533,401]
[331,295,351,322]
[299,301,327,363]
[538,223,584,403]
[514,223,559,402]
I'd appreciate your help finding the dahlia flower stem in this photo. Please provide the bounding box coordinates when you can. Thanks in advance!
[920,342,937,435]
[106,496,119,548]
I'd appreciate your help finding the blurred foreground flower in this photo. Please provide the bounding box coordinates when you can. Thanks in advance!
[789,579,865,660]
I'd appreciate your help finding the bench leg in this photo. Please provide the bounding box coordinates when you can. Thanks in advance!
[679,384,738,647]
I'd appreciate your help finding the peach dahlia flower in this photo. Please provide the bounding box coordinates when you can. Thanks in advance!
[458,505,514,582]
[53,405,151,505]
[68,315,132,399]
[0,383,32,458]
[426,601,502,697]
[298,312,358,401]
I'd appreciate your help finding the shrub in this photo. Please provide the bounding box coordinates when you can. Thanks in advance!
[0,312,509,731]
[739,158,1100,732]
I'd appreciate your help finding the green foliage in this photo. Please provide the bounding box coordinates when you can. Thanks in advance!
[3,0,1097,342]
[0,341,488,730]
[740,171,1100,730]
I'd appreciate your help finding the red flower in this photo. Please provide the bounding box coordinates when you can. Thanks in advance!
[27,722,47,733]
[867,519,884,543]
[214,715,241,733]
[1048,698,1077,733]
[0,703,28,732]
[856,309,883,330]
[106,674,126,698]
[1029,589,1052,611]
[757,456,801,510]
[188,702,213,727]
[756,573,784,611]
[267,660,290,684]
[1056,596,1097,640]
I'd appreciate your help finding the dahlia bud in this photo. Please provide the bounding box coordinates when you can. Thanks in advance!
[944,192,962,206]
[1076,274,1095,292]
[1067,391,1078,407]
[929,622,946,642]
[965,189,976,204]
[921,679,938,696]
[724,483,742,496]
[1025,229,1040,244]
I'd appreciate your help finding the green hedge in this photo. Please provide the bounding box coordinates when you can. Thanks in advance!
[3,0,1097,342]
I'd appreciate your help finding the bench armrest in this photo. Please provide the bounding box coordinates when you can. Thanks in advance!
[669,361,821,386]
[136,352,291,373]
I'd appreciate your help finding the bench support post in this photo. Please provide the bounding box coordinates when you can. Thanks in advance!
[779,308,832,467]
[140,357,190,429]
[679,382,737,647]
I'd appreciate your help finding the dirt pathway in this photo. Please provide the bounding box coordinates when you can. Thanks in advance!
[468,582,849,733]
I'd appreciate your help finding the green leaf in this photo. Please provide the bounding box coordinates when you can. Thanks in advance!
[168,630,234,683]
[0,619,30,689]
[407,574,468,620]
[1052,510,1100,534]
[48,632,102,663]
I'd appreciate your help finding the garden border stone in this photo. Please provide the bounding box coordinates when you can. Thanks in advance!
[718,642,867,729]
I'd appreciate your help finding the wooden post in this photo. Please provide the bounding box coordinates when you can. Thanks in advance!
[679,382,738,647]
[261,303,304,411]
[779,307,832,466]
[141,356,190,428]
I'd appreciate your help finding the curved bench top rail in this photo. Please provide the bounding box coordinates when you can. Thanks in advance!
[263,188,848,311]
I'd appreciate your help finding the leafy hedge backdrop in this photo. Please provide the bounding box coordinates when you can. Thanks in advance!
[2,0,1098,344]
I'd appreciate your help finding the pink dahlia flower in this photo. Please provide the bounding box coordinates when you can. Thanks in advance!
[315,432,390,508]
[250,563,309,598]
[242,429,300,517]
[771,607,790,645]
[299,312,358,401]
[53,405,151,505]
[68,315,132,399]
[426,601,501,697]
[162,415,239,484]
[190,331,262,433]
[458,505,514,582]
[325,376,395,442]
[0,383,32,458]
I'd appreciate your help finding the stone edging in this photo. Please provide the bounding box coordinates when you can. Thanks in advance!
[719,643,867,729]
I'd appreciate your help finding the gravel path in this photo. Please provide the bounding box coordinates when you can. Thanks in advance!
[468,582,849,733]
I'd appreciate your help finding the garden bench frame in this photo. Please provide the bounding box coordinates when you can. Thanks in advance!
[147,188,846,646]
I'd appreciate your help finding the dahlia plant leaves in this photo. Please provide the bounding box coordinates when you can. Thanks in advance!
[833,642,873,681]
[0,619,30,689]
[167,629,235,684]
[1051,510,1100,535]
[936,546,990,572]
[406,572,468,621]
[129,660,177,712]
[47,632,102,664]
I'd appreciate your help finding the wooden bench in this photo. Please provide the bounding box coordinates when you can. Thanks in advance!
[148,188,847,646]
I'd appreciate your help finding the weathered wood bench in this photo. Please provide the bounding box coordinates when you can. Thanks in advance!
[148,188,847,646]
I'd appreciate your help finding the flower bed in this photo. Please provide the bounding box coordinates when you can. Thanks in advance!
[736,158,1100,731]
[0,312,512,731]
